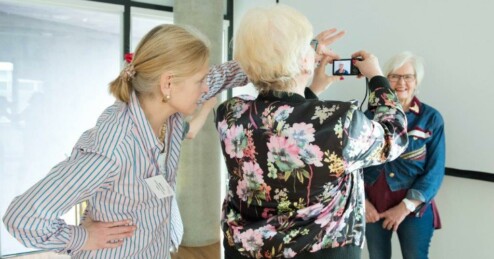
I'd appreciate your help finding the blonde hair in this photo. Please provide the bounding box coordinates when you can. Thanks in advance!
[383,51,425,86]
[109,24,210,103]
[234,5,313,94]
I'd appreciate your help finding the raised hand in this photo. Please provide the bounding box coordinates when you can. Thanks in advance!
[310,55,341,95]
[313,28,346,57]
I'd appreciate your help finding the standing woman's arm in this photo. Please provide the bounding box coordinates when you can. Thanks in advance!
[2,148,130,255]
[408,113,446,203]
[200,61,248,102]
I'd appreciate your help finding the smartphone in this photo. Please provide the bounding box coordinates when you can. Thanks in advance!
[332,58,360,76]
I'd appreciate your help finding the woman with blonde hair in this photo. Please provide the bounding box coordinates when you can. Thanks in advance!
[3,24,247,258]
[216,5,408,259]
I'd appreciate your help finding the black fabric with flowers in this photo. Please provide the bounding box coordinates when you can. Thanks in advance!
[215,76,408,258]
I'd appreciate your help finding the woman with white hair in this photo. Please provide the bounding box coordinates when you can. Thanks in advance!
[215,5,408,259]
[364,52,445,259]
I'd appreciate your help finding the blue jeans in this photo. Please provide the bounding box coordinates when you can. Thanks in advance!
[365,204,434,259]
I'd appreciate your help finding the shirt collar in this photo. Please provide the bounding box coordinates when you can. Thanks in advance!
[128,91,163,152]
[256,90,307,103]
[408,96,422,115]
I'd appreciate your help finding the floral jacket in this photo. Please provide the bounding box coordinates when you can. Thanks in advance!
[215,76,408,258]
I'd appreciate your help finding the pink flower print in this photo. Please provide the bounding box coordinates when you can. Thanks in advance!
[310,241,322,253]
[232,226,243,243]
[232,101,250,118]
[273,105,294,122]
[314,203,334,227]
[236,178,252,202]
[267,135,304,172]
[258,224,277,239]
[296,203,323,220]
[239,229,264,252]
[300,144,324,167]
[286,123,315,148]
[261,208,276,219]
[283,248,297,258]
[224,124,248,159]
[217,119,228,140]
[243,130,257,160]
[242,161,264,183]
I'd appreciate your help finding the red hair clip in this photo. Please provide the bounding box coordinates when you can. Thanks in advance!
[124,52,134,63]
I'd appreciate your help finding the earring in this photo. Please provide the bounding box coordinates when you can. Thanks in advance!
[162,95,171,103]
[162,82,171,103]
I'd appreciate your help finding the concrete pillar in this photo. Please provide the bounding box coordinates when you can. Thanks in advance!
[174,0,224,247]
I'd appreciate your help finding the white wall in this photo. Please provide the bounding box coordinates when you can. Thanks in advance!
[281,0,494,174]
[233,0,494,258]
[361,175,494,259]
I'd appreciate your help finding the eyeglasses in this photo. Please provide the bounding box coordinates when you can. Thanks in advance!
[388,74,416,83]
[310,39,319,52]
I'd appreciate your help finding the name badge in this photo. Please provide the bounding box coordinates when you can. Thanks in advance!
[145,174,174,199]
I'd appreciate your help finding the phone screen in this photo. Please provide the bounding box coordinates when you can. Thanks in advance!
[332,59,360,76]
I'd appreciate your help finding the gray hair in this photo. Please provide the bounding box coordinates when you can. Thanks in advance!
[383,51,425,86]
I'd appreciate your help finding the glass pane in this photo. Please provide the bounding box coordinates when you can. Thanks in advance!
[131,7,173,51]
[0,0,121,256]
[132,0,174,6]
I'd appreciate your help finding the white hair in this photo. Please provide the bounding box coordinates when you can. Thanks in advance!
[233,4,313,93]
[383,51,425,87]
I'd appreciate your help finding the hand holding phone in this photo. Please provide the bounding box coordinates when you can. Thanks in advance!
[351,51,383,79]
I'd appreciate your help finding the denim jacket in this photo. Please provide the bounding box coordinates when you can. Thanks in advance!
[364,97,445,203]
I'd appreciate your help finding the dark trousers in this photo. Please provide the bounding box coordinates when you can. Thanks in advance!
[366,204,435,259]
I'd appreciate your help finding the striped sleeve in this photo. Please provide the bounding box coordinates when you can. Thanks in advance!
[2,148,119,255]
[201,60,248,101]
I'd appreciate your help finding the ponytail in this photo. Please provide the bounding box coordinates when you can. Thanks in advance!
[109,70,133,103]
[108,24,210,103]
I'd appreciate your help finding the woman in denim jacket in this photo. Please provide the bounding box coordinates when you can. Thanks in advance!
[364,51,446,259]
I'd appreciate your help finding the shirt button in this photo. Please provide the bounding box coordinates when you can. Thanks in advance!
[389,172,395,177]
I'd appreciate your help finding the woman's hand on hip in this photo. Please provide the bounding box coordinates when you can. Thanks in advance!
[81,217,136,250]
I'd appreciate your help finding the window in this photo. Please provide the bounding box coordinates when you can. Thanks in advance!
[0,0,121,256]
[0,0,233,256]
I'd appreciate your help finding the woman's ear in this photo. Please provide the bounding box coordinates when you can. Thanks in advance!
[300,51,315,75]
[159,72,173,96]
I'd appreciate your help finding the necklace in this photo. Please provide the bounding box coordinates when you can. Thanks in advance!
[158,122,167,143]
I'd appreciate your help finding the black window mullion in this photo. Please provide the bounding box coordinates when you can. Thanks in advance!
[123,1,131,54]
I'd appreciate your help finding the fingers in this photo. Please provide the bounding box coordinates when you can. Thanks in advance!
[351,50,369,59]
[104,239,125,249]
[382,218,394,231]
[350,50,383,79]
[317,28,346,46]
[108,225,137,235]
[106,219,133,227]
[393,222,400,232]
[109,229,136,240]
[365,212,380,223]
